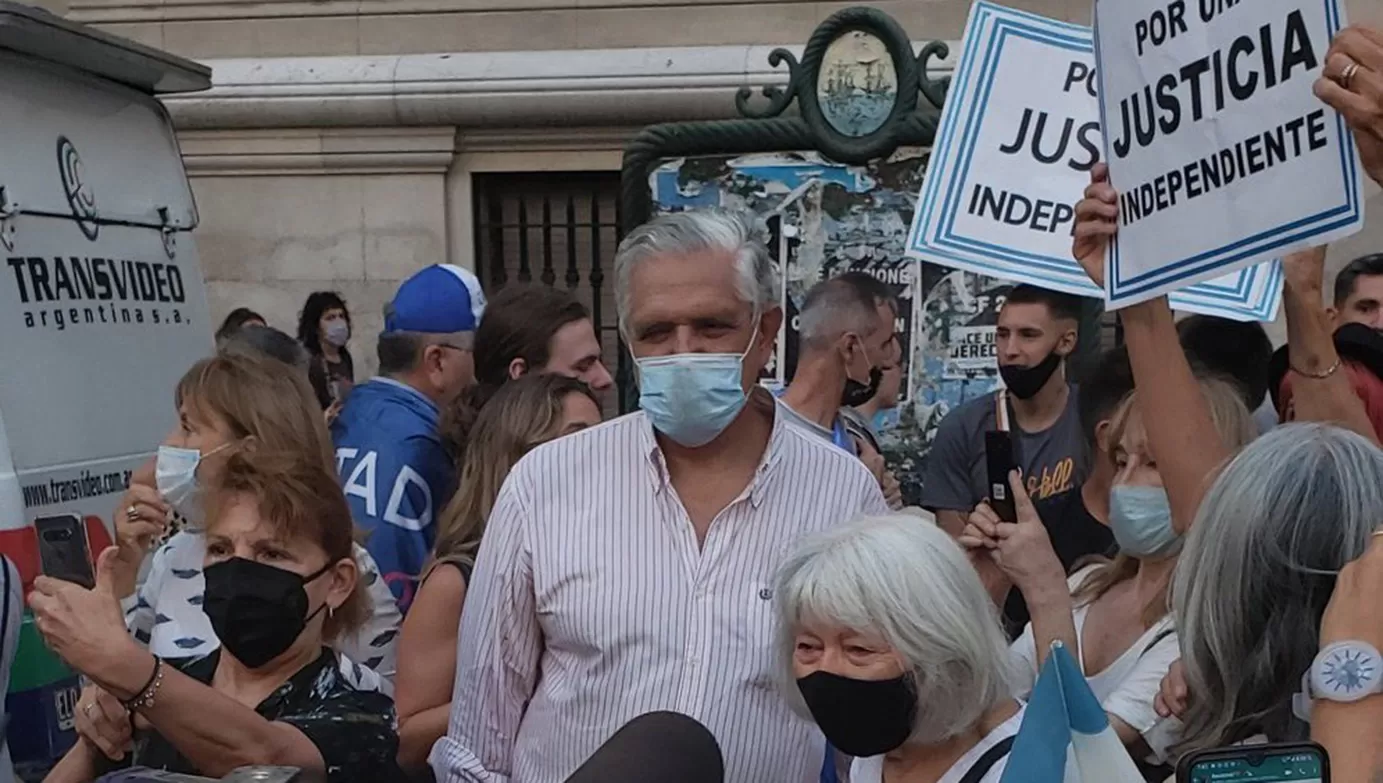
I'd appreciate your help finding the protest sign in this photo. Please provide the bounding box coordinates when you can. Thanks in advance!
[1094,0,1363,308]
[906,1,1285,321]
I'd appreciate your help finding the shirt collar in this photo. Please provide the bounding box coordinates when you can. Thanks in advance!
[370,376,439,413]
[640,387,787,508]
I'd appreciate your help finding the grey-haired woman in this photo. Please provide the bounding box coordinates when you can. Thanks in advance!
[775,514,1022,783]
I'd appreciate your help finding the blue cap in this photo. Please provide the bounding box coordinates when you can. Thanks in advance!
[384,264,487,334]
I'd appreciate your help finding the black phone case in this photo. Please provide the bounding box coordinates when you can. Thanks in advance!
[985,431,1018,523]
[1175,741,1330,783]
[35,514,95,589]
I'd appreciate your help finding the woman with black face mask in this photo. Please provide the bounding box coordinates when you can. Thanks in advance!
[31,449,402,783]
[774,514,1022,783]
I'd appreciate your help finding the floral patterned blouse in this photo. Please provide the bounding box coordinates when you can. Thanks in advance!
[124,648,402,782]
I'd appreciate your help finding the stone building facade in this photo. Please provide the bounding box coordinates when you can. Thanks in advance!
[29,0,1383,370]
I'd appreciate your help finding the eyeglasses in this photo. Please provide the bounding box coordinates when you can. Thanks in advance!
[436,342,472,354]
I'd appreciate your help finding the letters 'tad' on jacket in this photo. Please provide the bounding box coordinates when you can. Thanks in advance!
[331,377,455,612]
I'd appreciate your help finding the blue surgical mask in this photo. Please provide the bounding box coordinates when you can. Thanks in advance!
[155,443,228,527]
[1109,484,1181,558]
[323,319,351,348]
[636,327,758,448]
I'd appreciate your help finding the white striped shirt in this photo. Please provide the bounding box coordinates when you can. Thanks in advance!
[430,396,889,783]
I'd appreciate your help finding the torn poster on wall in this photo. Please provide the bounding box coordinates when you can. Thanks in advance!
[649,151,1010,505]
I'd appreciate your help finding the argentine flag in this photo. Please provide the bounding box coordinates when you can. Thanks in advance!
[1000,642,1144,783]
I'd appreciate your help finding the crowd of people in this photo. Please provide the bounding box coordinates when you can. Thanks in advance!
[8,18,1383,783]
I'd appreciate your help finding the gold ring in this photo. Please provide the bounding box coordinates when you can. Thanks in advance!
[126,505,138,519]
[1372,529,1383,537]
[1341,61,1360,90]
[83,702,95,716]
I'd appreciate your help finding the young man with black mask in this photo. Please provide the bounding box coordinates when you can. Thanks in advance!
[781,272,904,508]
[922,284,1088,535]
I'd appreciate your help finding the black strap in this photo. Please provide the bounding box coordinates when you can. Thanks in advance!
[838,409,880,455]
[0,557,11,653]
[959,735,1016,783]
[1,559,11,742]
[425,555,475,588]
[1139,626,1176,659]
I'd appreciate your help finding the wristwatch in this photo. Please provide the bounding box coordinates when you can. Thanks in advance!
[1306,641,1383,703]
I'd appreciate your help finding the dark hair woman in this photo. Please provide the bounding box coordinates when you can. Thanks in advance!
[297,291,355,410]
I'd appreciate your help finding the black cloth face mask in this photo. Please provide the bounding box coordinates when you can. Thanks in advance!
[998,350,1062,400]
[796,670,917,757]
[841,339,883,408]
[842,366,883,408]
[203,556,334,669]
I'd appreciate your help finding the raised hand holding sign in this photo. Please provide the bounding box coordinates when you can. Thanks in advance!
[1315,25,1383,186]
[1093,0,1365,308]
[1073,162,1120,289]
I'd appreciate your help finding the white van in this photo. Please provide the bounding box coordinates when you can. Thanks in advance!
[0,3,213,776]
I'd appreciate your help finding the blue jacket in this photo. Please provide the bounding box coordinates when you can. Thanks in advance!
[331,378,454,611]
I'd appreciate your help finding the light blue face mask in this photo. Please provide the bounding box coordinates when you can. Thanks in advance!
[1109,484,1182,558]
[156,443,230,528]
[635,326,758,448]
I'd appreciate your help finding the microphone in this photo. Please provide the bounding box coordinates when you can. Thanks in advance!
[563,711,725,783]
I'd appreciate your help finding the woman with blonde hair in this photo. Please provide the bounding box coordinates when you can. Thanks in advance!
[964,374,1255,764]
[395,373,601,773]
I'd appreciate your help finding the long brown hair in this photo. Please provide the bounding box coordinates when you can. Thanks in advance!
[1071,375,1255,626]
[437,286,594,459]
[472,284,592,407]
[174,353,334,470]
[433,374,599,566]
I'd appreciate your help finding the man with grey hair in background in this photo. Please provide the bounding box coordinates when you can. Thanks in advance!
[432,207,889,783]
[332,264,486,613]
[781,271,904,509]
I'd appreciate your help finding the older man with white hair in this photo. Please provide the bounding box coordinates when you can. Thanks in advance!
[430,208,890,782]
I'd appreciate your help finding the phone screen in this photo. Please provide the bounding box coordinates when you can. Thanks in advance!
[1187,751,1325,783]
[35,514,95,589]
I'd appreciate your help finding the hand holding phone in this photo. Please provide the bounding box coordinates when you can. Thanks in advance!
[1177,742,1329,783]
[985,431,1018,523]
[35,513,95,588]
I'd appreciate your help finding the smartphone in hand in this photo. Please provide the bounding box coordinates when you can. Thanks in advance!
[1177,741,1329,783]
[35,513,95,589]
[984,431,1018,524]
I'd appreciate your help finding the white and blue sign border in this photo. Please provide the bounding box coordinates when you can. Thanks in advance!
[907,1,1284,321]
[1094,0,1362,308]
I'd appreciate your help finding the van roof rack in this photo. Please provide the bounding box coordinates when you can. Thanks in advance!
[0,1,210,94]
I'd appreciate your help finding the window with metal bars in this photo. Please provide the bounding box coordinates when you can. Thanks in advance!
[472,172,623,411]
